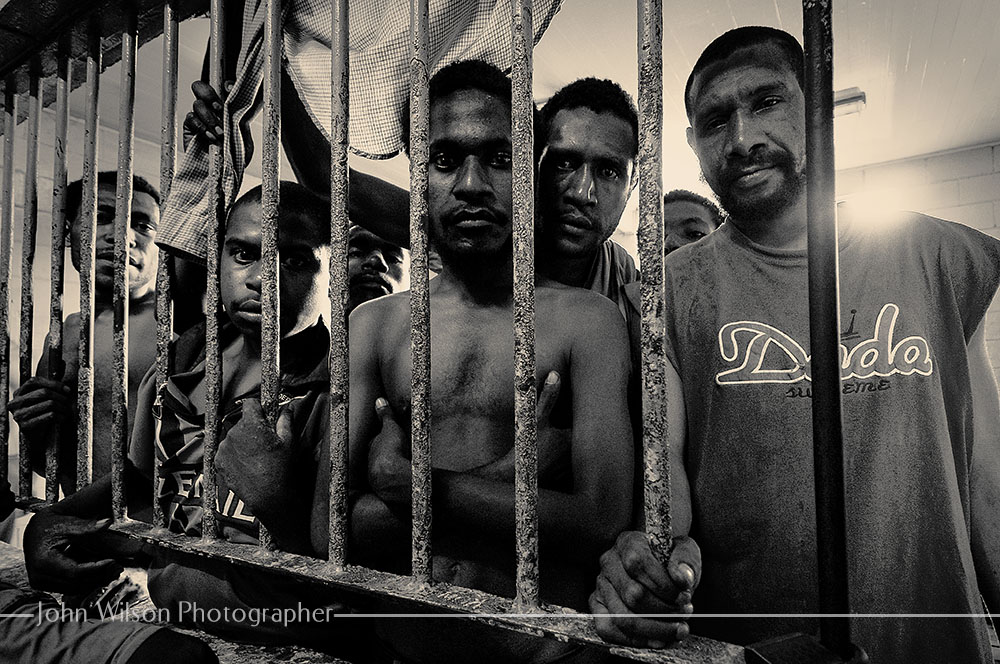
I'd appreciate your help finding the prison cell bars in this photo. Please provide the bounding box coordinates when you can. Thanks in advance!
[201,0,226,542]
[637,0,671,559]
[111,8,138,521]
[17,63,40,499]
[153,0,179,528]
[511,0,540,611]
[327,0,350,570]
[803,0,852,656]
[0,0,847,660]
[77,19,101,493]
[0,80,13,493]
[408,0,433,587]
[45,41,70,504]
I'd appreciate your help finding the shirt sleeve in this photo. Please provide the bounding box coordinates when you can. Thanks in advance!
[935,218,1000,341]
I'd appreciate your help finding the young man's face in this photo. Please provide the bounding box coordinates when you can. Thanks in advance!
[347,225,407,313]
[663,200,718,255]
[538,107,635,259]
[69,182,160,298]
[221,201,330,341]
[427,88,513,262]
[685,43,806,223]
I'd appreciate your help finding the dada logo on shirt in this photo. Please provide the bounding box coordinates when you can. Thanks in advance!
[715,303,933,385]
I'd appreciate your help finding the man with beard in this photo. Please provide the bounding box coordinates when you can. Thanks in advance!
[589,26,1000,664]
[346,224,407,316]
[311,60,632,663]
[9,172,161,494]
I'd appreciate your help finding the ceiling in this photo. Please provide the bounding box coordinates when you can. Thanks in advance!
[68,0,1000,224]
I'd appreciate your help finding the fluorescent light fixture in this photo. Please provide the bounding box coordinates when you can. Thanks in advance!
[834,86,866,117]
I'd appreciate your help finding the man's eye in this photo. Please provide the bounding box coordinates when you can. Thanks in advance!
[599,166,620,180]
[228,247,257,265]
[755,96,782,112]
[385,252,404,265]
[281,255,312,270]
[133,222,157,235]
[431,152,456,170]
[490,152,512,168]
[685,230,707,241]
[348,248,363,259]
[554,158,575,172]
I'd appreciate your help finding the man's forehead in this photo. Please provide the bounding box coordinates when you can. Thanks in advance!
[546,107,635,160]
[429,89,511,140]
[689,43,798,108]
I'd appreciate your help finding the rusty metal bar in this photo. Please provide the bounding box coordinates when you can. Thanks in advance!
[77,20,101,491]
[46,45,71,502]
[153,0,178,527]
[803,0,851,656]
[637,0,670,558]
[510,0,539,611]
[0,80,14,489]
[257,0,281,550]
[326,0,350,570]
[201,0,225,541]
[111,5,138,520]
[17,66,40,498]
[408,0,432,586]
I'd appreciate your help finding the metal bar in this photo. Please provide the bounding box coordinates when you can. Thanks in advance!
[802,0,851,656]
[326,0,350,570]
[408,0,432,586]
[17,66,40,498]
[257,0,281,551]
[0,80,14,489]
[111,5,138,520]
[77,20,101,491]
[46,46,70,502]
[201,0,225,541]
[108,519,741,663]
[153,0,178,527]
[637,0,670,558]
[510,0,539,611]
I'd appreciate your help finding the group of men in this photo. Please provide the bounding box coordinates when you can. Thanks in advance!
[6,22,999,664]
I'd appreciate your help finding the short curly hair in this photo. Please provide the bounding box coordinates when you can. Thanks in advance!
[663,189,724,229]
[539,78,638,158]
[64,171,160,230]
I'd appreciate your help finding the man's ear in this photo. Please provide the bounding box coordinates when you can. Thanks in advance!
[685,126,695,152]
[629,161,639,192]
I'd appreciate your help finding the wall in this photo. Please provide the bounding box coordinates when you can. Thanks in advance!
[836,142,1000,381]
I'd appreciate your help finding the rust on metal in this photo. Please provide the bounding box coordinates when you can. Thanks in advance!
[46,46,70,502]
[110,520,742,664]
[326,0,350,570]
[257,0,282,551]
[636,0,671,561]
[153,0,178,528]
[201,0,226,541]
[111,8,138,520]
[77,20,101,491]
[408,0,433,587]
[17,66,40,498]
[0,80,14,487]
[510,0,539,612]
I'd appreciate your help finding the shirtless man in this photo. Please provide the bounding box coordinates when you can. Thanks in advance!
[311,60,633,663]
[346,224,407,316]
[9,172,161,492]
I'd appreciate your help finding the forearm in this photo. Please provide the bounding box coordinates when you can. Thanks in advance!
[432,470,627,561]
[348,169,410,248]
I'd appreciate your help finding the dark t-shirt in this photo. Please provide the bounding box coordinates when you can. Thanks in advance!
[663,214,1000,663]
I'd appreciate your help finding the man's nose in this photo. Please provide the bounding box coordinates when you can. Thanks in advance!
[453,156,490,200]
[565,163,596,206]
[724,110,764,159]
[363,249,389,273]
[245,264,262,292]
[664,234,682,254]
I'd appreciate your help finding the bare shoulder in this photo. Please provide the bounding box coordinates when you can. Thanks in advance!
[536,282,625,332]
[349,291,409,330]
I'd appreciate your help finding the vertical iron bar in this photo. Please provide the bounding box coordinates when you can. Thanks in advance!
[47,47,71,502]
[408,0,432,586]
[637,0,670,557]
[153,0,179,527]
[18,67,40,498]
[257,0,281,551]
[202,0,226,541]
[0,80,14,490]
[78,20,101,491]
[327,0,350,570]
[112,5,138,520]
[803,0,851,656]
[510,0,539,611]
